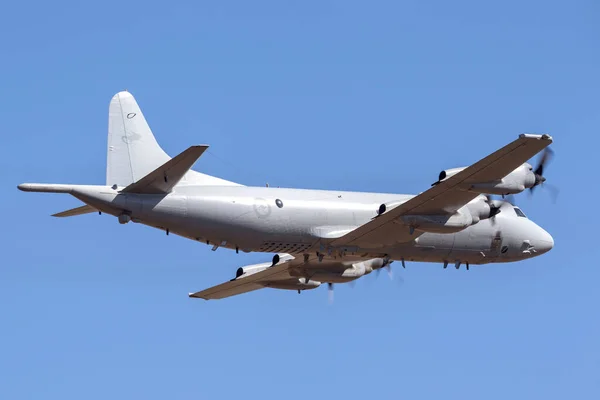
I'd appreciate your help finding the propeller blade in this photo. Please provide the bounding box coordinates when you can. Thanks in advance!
[534,147,553,176]
[529,146,558,201]
[531,147,554,193]
[385,265,393,280]
[545,183,560,203]
[328,282,334,304]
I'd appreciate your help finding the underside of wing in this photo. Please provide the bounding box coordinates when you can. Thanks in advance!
[188,254,349,300]
[189,259,294,300]
[330,134,553,248]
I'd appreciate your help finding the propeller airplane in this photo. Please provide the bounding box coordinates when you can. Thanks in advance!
[18,91,555,301]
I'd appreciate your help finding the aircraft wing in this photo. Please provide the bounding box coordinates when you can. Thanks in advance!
[189,259,295,300]
[330,134,553,248]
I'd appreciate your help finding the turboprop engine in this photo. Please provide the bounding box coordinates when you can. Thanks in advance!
[468,146,555,196]
[434,164,534,194]
[435,166,467,183]
[290,258,391,284]
[235,263,271,279]
[467,164,536,195]
[434,151,554,197]
[465,196,501,224]
[400,212,473,234]
[394,196,502,234]
[232,257,322,292]
[234,254,294,279]
[266,279,321,290]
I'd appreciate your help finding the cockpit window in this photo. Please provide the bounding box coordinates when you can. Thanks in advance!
[514,207,527,218]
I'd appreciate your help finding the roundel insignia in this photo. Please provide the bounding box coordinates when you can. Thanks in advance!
[253,198,272,218]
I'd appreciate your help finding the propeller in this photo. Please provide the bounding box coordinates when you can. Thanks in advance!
[328,282,334,304]
[375,257,394,280]
[531,148,554,194]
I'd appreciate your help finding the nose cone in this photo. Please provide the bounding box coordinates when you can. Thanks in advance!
[534,226,554,254]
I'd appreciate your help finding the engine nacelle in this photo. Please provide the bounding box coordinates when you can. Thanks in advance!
[289,258,388,284]
[435,166,467,184]
[434,164,537,195]
[467,164,536,195]
[265,279,321,291]
[235,263,271,279]
[400,211,472,234]
[465,196,505,224]
[465,197,492,224]
[234,254,294,279]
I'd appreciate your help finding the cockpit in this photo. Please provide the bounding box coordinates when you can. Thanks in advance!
[513,207,527,218]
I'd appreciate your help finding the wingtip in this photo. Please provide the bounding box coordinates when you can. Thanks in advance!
[519,133,553,143]
[189,292,210,300]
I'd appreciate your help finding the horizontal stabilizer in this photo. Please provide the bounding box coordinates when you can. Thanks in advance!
[52,204,97,217]
[121,145,208,194]
[18,183,76,193]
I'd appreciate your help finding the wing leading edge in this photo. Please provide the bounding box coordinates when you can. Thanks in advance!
[330,134,553,247]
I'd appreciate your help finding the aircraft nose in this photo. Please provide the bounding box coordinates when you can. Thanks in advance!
[534,226,554,254]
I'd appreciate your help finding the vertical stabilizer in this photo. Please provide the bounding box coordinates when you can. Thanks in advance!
[106,91,239,188]
[107,91,170,187]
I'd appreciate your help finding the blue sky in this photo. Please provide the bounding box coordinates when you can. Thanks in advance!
[1,1,599,398]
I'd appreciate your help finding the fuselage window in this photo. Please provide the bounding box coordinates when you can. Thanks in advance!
[514,207,527,218]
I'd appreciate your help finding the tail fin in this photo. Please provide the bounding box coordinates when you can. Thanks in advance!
[106,91,239,188]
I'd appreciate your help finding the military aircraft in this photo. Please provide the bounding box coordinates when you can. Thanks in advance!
[18,91,555,300]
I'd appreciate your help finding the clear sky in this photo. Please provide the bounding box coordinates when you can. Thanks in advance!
[1,1,599,399]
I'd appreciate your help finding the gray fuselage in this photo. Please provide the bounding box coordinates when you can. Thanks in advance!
[73,184,554,266]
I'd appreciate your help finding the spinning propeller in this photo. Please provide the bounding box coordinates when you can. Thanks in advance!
[328,257,395,304]
[375,257,394,280]
[530,147,559,202]
[531,147,552,192]
[328,283,334,304]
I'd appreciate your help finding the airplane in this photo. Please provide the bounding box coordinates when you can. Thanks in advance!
[17,91,555,301]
